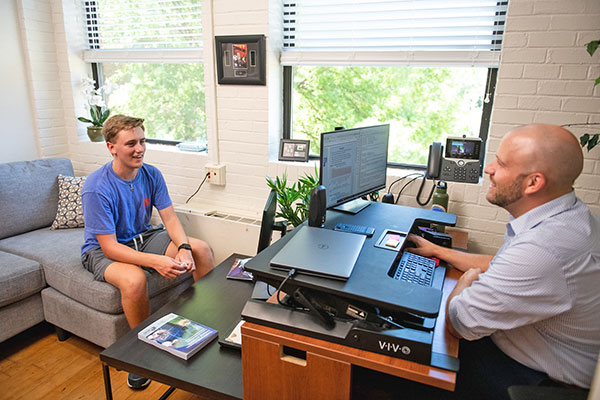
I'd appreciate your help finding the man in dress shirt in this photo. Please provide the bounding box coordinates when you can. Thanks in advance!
[406,124,600,398]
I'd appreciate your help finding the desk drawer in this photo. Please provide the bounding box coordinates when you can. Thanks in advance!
[242,332,351,400]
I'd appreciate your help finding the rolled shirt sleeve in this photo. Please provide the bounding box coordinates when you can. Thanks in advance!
[448,240,572,341]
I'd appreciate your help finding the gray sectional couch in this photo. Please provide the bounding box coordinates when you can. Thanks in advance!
[0,158,193,347]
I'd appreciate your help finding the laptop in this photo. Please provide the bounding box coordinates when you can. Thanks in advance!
[270,226,366,280]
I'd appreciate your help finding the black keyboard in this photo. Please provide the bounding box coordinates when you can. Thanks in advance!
[334,223,375,237]
[393,252,436,287]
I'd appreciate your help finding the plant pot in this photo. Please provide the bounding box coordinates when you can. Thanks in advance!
[87,126,104,142]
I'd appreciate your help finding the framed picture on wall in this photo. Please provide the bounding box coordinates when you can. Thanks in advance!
[279,139,310,162]
[215,35,266,85]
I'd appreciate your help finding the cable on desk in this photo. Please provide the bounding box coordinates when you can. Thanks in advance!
[415,175,436,206]
[395,175,423,204]
[277,268,297,307]
[387,172,422,195]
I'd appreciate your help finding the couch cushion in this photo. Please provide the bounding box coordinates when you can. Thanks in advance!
[0,294,44,343]
[0,251,45,307]
[0,158,74,239]
[50,174,86,230]
[0,227,192,314]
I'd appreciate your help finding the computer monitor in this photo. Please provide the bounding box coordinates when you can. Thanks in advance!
[320,124,389,213]
[257,189,277,253]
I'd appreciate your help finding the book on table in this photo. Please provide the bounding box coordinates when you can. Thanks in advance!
[218,320,245,350]
[226,258,253,281]
[138,313,218,360]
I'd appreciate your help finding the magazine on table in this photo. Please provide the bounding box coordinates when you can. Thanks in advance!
[219,320,245,350]
[138,313,218,360]
[226,257,253,281]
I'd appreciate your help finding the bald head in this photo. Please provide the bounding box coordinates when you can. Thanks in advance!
[505,124,583,191]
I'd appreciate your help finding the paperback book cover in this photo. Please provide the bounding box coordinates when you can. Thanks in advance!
[138,313,218,360]
[219,320,245,350]
[226,258,253,281]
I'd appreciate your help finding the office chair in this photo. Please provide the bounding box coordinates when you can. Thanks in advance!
[508,353,599,400]
[257,189,287,253]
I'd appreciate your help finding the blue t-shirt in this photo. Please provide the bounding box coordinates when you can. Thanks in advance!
[81,162,172,256]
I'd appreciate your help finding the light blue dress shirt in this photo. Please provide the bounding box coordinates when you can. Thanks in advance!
[448,191,600,388]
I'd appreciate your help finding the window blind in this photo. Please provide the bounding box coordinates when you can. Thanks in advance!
[82,0,202,62]
[281,0,508,67]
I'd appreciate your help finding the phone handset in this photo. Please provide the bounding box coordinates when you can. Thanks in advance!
[416,142,443,206]
[426,142,443,179]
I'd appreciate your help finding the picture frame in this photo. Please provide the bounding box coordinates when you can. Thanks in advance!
[279,139,310,162]
[215,35,266,85]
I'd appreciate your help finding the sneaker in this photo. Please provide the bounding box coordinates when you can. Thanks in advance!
[127,373,151,390]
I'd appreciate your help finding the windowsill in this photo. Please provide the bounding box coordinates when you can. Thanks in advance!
[146,142,209,156]
[78,139,209,157]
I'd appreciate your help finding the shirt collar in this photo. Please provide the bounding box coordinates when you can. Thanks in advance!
[506,191,577,237]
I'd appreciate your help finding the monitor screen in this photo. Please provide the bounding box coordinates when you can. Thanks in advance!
[320,124,389,208]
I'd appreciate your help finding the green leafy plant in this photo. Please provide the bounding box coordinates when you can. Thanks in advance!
[266,167,320,228]
[564,40,600,152]
[581,40,599,152]
[77,77,116,127]
[580,132,599,151]
[587,40,600,87]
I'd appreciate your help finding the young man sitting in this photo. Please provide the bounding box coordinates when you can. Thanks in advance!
[81,115,214,390]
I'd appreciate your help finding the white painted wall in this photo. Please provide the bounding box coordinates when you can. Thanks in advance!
[8,0,600,258]
[0,0,38,162]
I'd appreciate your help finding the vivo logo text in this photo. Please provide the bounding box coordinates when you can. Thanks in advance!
[378,341,411,355]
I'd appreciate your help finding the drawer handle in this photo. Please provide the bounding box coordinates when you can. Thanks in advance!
[280,345,307,366]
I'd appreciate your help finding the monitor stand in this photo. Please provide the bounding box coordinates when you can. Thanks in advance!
[333,198,371,214]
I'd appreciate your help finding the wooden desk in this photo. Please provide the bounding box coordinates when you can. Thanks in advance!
[447,228,468,251]
[241,268,461,400]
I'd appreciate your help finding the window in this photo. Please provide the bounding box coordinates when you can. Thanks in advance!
[82,0,205,143]
[282,0,507,167]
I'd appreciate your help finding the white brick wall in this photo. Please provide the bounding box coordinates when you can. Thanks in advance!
[13,0,600,257]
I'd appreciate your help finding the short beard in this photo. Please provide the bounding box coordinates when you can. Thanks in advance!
[487,174,527,208]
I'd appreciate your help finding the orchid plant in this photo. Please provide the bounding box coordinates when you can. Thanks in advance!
[77,77,117,127]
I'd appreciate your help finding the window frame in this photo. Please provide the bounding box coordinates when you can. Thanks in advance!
[82,0,205,146]
[91,62,185,146]
[281,63,498,173]
[280,0,506,172]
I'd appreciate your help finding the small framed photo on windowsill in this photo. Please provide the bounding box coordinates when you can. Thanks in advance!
[279,139,310,162]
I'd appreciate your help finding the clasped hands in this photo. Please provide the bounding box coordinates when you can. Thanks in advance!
[153,250,195,279]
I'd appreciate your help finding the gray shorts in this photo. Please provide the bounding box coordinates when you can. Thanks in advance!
[81,226,172,282]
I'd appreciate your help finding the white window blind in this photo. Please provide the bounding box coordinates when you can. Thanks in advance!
[282,0,508,67]
[82,0,202,62]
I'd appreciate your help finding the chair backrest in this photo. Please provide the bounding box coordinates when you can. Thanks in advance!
[257,189,278,253]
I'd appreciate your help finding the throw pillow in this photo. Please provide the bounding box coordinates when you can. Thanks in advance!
[50,174,87,230]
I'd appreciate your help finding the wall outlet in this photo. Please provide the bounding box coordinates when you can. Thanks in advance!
[205,164,226,185]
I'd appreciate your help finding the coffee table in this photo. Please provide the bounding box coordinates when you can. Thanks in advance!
[100,254,252,400]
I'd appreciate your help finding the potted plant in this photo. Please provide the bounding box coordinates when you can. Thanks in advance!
[77,77,117,142]
[266,167,319,228]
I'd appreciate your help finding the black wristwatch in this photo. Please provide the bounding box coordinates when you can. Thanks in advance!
[178,243,192,251]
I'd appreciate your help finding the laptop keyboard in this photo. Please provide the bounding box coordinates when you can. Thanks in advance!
[393,252,436,287]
